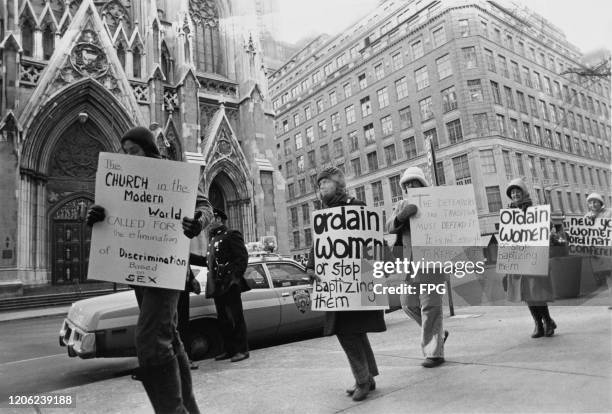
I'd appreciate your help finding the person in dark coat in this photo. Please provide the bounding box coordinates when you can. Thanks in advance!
[504,178,557,338]
[202,208,251,363]
[86,126,212,414]
[306,167,386,402]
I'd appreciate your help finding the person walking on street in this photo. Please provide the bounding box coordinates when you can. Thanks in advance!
[86,126,213,413]
[503,178,557,338]
[306,167,386,402]
[201,208,251,363]
[386,166,448,368]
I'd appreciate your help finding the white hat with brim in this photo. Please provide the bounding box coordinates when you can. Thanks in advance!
[587,192,604,204]
[400,166,429,187]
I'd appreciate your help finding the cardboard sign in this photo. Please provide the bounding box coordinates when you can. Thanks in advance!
[404,185,481,264]
[310,206,387,311]
[496,205,550,276]
[564,216,612,273]
[88,153,200,290]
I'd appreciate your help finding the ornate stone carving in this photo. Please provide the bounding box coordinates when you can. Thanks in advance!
[70,42,109,78]
[189,0,219,27]
[53,198,92,220]
[164,88,178,112]
[19,60,45,85]
[101,0,131,32]
[131,81,149,102]
[49,125,104,178]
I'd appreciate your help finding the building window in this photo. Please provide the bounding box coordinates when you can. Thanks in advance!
[316,99,324,114]
[286,160,293,176]
[374,63,385,80]
[441,86,458,112]
[331,113,340,132]
[295,133,303,150]
[358,73,367,90]
[297,155,305,173]
[288,183,295,199]
[490,81,502,105]
[432,25,446,47]
[334,138,343,158]
[345,105,355,125]
[302,204,310,223]
[446,119,463,144]
[293,113,301,127]
[480,149,496,173]
[371,181,384,206]
[307,150,315,168]
[533,125,542,145]
[321,144,330,162]
[305,126,314,144]
[415,66,430,90]
[459,19,470,37]
[484,49,496,72]
[528,156,537,179]
[462,47,477,69]
[349,131,359,152]
[403,137,417,159]
[355,186,365,202]
[497,114,506,135]
[473,113,489,136]
[453,154,471,184]
[435,161,446,185]
[351,158,362,176]
[389,175,402,202]
[381,115,393,136]
[298,178,306,194]
[486,186,503,212]
[392,52,403,70]
[511,61,521,83]
[292,231,300,249]
[516,153,525,176]
[361,96,372,117]
[510,118,519,140]
[529,96,538,118]
[329,90,337,106]
[377,87,390,108]
[367,151,378,171]
[412,40,424,59]
[399,106,413,129]
[282,119,289,133]
[344,82,352,98]
[517,91,528,113]
[364,123,376,145]
[468,79,483,102]
[498,55,508,77]
[304,229,312,247]
[502,150,512,175]
[318,119,327,137]
[395,77,409,100]
[384,144,397,165]
[532,71,541,90]
[419,97,433,121]
[523,66,531,87]
[304,106,312,120]
[504,87,515,109]
[436,54,452,79]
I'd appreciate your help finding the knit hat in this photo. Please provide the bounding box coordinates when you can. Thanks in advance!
[400,166,429,187]
[213,208,228,221]
[506,178,529,198]
[317,167,346,192]
[120,126,160,157]
[586,192,604,205]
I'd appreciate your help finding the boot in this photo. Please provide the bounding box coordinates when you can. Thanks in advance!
[346,377,376,396]
[540,306,557,337]
[175,347,201,414]
[528,306,544,338]
[140,358,188,414]
[352,382,371,401]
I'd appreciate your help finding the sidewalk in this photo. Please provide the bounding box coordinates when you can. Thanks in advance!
[3,305,610,414]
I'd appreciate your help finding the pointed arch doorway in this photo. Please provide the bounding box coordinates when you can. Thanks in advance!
[208,172,248,237]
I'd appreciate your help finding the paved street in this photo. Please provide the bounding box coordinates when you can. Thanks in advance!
[1,306,610,413]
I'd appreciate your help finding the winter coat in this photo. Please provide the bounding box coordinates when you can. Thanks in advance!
[504,181,554,303]
[584,207,612,220]
[306,194,386,336]
[202,225,250,298]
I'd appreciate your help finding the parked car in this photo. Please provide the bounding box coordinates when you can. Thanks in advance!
[59,255,324,360]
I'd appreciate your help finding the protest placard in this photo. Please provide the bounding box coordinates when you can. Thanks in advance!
[496,205,550,276]
[404,185,482,265]
[311,205,387,311]
[564,216,612,272]
[88,153,200,290]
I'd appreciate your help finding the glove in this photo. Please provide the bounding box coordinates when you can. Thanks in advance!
[306,268,321,283]
[182,211,203,239]
[86,205,106,226]
[395,200,418,223]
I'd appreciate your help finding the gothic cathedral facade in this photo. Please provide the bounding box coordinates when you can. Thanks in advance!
[0,0,288,291]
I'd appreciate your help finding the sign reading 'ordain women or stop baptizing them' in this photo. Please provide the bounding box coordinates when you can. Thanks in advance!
[88,153,200,290]
[496,205,551,276]
[311,206,387,311]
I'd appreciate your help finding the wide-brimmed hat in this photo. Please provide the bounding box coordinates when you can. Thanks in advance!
[400,166,429,187]
[586,192,604,204]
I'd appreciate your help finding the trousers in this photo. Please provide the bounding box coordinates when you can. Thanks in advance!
[401,283,445,358]
[213,284,248,355]
[336,333,379,385]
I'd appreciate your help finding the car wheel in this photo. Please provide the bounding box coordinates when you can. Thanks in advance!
[188,321,221,361]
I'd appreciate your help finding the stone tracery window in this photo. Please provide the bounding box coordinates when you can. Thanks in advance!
[132,45,142,78]
[21,18,34,57]
[42,24,55,60]
[161,42,172,79]
[189,0,224,75]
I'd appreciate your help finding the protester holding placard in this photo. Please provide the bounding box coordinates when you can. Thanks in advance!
[503,178,557,338]
[584,193,612,220]
[86,126,212,414]
[305,167,386,402]
[583,192,611,299]
[386,166,448,368]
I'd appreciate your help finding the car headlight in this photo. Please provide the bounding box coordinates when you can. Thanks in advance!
[76,332,96,354]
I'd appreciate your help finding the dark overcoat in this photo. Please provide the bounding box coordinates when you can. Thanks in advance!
[306,196,386,336]
[204,225,250,298]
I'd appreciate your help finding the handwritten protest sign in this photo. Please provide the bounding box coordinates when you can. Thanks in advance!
[564,216,612,273]
[88,153,200,290]
[404,185,481,264]
[496,205,550,276]
[311,206,387,311]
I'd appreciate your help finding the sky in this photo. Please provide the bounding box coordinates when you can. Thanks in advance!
[275,0,612,55]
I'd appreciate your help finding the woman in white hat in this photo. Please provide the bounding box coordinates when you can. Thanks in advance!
[584,192,612,220]
[386,166,449,368]
[583,192,612,300]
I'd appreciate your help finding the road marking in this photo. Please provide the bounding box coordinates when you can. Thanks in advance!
[0,353,65,367]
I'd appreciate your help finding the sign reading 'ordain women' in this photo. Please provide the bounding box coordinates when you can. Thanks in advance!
[88,153,200,290]
[311,206,387,311]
